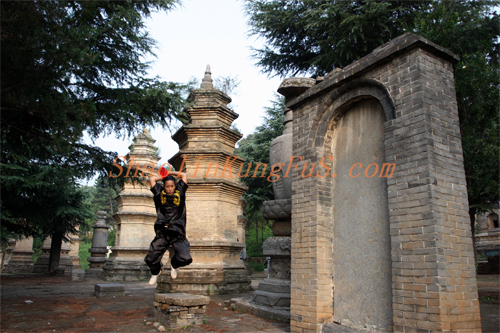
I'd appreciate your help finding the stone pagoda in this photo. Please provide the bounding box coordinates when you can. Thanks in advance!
[159,65,250,294]
[4,237,34,273]
[103,129,160,281]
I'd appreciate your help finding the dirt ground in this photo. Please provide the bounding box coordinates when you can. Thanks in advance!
[1,273,498,332]
[0,274,288,333]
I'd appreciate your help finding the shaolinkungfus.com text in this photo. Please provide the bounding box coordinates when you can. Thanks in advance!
[109,155,396,181]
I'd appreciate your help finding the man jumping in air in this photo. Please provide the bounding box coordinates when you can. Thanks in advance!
[144,166,192,285]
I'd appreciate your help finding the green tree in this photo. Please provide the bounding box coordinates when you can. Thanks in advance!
[236,94,285,219]
[81,177,120,246]
[1,0,188,270]
[245,0,500,232]
[245,0,430,76]
[236,94,285,255]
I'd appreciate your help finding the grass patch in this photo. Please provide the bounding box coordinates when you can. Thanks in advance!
[248,262,266,272]
[78,240,91,270]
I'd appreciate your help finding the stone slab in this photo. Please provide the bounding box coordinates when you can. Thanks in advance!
[227,297,290,323]
[322,323,368,333]
[154,293,210,306]
[95,283,125,292]
[94,283,125,297]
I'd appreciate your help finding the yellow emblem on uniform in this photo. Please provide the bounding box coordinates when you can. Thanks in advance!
[173,190,181,206]
[161,190,167,205]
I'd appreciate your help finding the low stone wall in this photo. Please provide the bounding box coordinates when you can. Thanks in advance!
[153,293,209,329]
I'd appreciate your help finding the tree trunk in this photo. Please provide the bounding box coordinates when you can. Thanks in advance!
[1,248,6,272]
[261,219,264,254]
[48,231,63,273]
[255,220,259,257]
[109,192,114,215]
[469,207,478,268]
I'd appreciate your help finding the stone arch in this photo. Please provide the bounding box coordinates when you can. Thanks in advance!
[312,78,395,149]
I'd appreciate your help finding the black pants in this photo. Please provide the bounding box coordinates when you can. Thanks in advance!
[144,224,192,275]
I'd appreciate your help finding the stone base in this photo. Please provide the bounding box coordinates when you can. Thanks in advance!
[322,322,392,333]
[102,257,150,281]
[153,293,209,329]
[322,323,367,333]
[33,254,49,273]
[4,251,34,273]
[59,256,73,275]
[252,278,290,307]
[72,269,85,281]
[85,268,104,280]
[226,297,290,323]
[51,267,65,276]
[94,283,125,297]
[157,266,251,295]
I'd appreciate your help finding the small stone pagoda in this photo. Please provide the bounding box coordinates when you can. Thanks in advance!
[103,129,159,281]
[159,65,250,294]
[4,237,34,273]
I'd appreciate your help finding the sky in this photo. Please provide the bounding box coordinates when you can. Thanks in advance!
[84,0,282,174]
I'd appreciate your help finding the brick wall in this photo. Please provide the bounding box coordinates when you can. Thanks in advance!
[287,33,481,333]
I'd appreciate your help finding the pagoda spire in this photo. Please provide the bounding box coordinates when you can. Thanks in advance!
[200,64,213,89]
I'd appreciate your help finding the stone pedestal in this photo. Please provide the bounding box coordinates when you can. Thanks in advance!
[154,293,209,329]
[160,65,250,294]
[86,211,110,279]
[60,241,73,275]
[253,236,291,307]
[4,237,34,273]
[103,129,159,281]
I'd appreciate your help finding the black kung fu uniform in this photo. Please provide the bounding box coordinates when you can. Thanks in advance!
[144,179,192,275]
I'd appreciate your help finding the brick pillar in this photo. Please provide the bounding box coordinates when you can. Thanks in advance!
[386,46,481,332]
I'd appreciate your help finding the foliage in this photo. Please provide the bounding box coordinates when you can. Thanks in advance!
[245,0,429,77]
[245,220,273,257]
[235,94,286,221]
[80,177,120,234]
[1,0,189,240]
[248,262,267,272]
[32,235,44,263]
[0,226,21,250]
[236,94,284,257]
[79,239,92,270]
[245,0,500,222]
[411,1,500,220]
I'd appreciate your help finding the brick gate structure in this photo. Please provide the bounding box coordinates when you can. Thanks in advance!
[286,33,481,332]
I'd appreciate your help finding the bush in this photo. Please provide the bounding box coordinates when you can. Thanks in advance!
[79,240,91,270]
[245,223,273,257]
[248,262,267,272]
